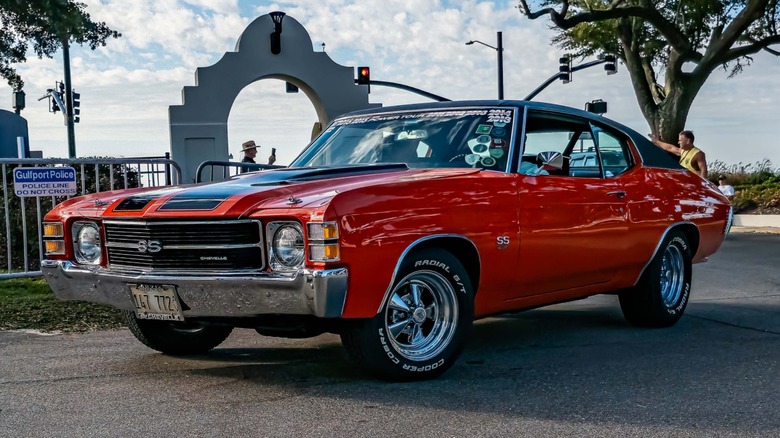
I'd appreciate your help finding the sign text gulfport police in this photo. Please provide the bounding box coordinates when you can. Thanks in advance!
[13,167,78,197]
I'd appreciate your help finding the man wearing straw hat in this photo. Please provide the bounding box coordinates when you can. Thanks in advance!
[240,140,276,173]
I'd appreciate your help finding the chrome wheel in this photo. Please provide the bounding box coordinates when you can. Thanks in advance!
[384,270,459,362]
[659,244,685,307]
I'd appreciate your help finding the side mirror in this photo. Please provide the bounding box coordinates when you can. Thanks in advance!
[537,151,564,171]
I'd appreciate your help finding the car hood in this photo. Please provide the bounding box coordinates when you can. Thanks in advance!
[53,164,482,219]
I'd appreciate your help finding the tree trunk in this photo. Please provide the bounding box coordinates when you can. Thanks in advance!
[644,78,703,145]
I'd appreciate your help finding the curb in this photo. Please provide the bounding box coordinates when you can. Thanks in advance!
[733,214,780,229]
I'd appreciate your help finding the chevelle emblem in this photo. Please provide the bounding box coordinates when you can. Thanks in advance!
[137,240,163,253]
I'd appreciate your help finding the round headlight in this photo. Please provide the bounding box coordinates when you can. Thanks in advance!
[272,225,304,268]
[75,223,101,264]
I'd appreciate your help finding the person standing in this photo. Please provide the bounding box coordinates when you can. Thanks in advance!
[240,140,276,173]
[718,175,735,201]
[652,130,708,179]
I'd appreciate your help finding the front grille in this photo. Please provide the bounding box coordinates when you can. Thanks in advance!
[104,220,263,272]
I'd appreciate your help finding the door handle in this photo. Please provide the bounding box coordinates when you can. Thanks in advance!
[607,190,627,199]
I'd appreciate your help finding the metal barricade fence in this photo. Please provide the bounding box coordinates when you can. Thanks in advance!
[195,160,284,183]
[1,157,181,279]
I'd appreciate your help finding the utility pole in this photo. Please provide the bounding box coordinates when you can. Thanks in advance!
[62,37,76,158]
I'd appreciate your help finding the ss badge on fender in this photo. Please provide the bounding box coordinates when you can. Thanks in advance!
[496,235,510,249]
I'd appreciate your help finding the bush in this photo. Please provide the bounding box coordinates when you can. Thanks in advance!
[709,160,780,214]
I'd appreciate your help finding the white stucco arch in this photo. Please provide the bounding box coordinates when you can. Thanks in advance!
[169,12,380,182]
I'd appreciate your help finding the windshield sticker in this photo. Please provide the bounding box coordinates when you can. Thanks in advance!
[493,121,507,128]
[492,138,506,148]
[473,143,488,153]
[333,109,493,127]
[492,127,506,137]
[487,109,512,124]
[490,148,505,158]
[481,156,497,167]
[476,135,491,144]
[465,154,481,165]
[476,124,493,134]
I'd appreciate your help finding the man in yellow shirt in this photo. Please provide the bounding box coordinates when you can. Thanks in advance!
[652,130,708,178]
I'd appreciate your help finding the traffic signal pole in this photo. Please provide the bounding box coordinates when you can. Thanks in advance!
[524,57,615,101]
[62,38,76,158]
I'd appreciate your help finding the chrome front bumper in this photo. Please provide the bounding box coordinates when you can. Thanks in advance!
[41,260,348,318]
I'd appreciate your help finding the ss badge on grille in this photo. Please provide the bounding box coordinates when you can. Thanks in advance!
[137,240,163,253]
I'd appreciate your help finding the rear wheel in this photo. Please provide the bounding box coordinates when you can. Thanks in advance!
[619,230,692,327]
[121,311,233,355]
[341,249,474,381]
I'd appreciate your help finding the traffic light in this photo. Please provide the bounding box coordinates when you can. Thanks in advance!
[72,90,81,123]
[604,54,617,75]
[559,56,572,83]
[357,66,370,85]
[50,96,59,113]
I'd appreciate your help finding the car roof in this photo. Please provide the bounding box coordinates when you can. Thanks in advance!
[340,100,681,170]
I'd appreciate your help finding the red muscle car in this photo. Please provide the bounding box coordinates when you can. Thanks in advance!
[41,101,732,381]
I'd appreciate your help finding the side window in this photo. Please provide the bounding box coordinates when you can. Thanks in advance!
[593,125,631,177]
[520,112,598,177]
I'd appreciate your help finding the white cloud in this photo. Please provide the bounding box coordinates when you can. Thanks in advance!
[0,0,778,167]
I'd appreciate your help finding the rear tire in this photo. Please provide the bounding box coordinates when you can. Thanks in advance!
[341,248,474,381]
[619,230,692,327]
[121,311,233,355]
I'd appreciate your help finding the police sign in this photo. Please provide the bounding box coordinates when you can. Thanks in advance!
[14,167,78,197]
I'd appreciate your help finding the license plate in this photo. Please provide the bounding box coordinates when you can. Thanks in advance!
[129,284,184,321]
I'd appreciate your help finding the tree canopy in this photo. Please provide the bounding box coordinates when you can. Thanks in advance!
[0,0,120,90]
[518,0,780,142]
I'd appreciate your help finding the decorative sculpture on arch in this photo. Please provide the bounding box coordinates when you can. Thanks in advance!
[169,12,380,182]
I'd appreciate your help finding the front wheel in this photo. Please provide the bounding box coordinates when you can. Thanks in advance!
[619,230,692,327]
[121,311,233,355]
[341,249,474,381]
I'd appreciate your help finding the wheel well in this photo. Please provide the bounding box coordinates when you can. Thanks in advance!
[408,237,481,294]
[672,223,700,258]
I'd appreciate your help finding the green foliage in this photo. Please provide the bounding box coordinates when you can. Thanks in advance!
[0,278,123,332]
[0,0,121,89]
[520,1,780,143]
[708,159,780,213]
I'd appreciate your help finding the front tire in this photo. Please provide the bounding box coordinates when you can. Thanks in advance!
[121,311,233,355]
[619,230,692,327]
[341,249,474,381]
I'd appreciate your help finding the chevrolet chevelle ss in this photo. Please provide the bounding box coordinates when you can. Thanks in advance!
[42,101,732,380]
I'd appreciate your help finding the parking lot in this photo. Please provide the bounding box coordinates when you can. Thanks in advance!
[1,232,778,437]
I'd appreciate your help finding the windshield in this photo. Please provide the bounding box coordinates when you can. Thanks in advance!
[291,107,516,171]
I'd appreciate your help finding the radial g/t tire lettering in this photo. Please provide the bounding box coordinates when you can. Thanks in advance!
[341,248,475,381]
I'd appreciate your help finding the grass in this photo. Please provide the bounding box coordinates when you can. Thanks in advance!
[0,278,124,332]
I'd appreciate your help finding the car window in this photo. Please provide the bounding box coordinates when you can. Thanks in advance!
[593,126,631,177]
[519,112,633,178]
[292,108,516,172]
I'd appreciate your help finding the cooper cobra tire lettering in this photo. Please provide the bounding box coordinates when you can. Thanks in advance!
[341,248,475,381]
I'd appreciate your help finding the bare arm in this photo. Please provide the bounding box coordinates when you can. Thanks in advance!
[694,152,707,179]
[651,136,681,156]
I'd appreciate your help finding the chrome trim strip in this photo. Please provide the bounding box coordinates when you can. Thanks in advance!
[633,221,695,286]
[375,233,480,314]
[105,242,262,250]
[103,219,261,226]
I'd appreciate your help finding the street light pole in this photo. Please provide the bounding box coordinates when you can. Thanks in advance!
[496,31,504,100]
[466,32,504,100]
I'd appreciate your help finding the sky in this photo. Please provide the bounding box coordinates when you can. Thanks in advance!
[1,0,779,168]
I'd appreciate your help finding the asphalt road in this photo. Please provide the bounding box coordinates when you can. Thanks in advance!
[1,232,778,437]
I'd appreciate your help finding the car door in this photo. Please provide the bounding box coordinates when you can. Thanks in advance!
[508,112,632,299]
